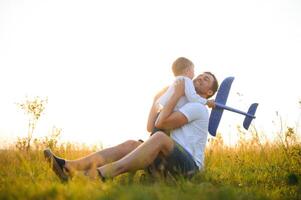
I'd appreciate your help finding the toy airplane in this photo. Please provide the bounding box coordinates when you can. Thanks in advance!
[208,77,258,136]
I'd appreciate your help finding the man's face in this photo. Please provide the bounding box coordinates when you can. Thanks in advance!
[193,73,214,98]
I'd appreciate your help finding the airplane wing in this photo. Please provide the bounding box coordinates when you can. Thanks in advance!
[208,77,234,136]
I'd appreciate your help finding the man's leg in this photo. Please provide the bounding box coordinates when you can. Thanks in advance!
[98,132,174,178]
[65,140,141,172]
[45,140,142,180]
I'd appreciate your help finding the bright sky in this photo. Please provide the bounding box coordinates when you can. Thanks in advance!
[0,0,300,148]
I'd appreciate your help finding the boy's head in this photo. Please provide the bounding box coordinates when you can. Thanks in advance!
[172,57,195,79]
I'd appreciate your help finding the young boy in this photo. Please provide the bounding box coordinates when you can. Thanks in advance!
[151,57,215,135]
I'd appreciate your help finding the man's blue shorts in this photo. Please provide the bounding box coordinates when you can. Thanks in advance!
[150,141,199,178]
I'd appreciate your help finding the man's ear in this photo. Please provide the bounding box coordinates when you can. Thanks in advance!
[207,90,213,97]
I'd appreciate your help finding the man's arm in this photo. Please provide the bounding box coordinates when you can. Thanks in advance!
[155,79,188,130]
[146,86,169,132]
[146,101,160,132]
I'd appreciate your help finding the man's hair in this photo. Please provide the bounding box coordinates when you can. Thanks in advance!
[172,57,194,76]
[204,71,219,98]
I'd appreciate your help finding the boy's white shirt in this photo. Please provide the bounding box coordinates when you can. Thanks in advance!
[157,76,207,111]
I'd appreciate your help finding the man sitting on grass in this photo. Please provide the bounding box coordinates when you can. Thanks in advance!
[44,69,218,182]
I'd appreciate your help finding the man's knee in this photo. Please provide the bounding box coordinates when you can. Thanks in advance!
[152,131,170,141]
[150,132,174,156]
[151,132,174,150]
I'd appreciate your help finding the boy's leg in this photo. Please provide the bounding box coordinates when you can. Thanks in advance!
[98,132,174,179]
[150,112,170,136]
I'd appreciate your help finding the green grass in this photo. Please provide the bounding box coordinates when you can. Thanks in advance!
[1,132,301,200]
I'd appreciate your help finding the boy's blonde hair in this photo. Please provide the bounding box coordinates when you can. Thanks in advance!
[172,57,194,76]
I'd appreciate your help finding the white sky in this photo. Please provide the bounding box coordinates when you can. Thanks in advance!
[0,0,300,147]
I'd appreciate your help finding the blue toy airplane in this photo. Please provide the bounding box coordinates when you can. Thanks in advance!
[208,77,258,136]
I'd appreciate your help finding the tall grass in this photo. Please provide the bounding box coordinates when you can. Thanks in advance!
[204,127,301,200]
[0,127,300,200]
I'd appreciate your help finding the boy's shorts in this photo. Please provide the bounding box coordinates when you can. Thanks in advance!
[148,141,199,178]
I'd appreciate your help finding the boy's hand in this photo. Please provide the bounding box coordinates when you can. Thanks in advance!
[206,99,216,109]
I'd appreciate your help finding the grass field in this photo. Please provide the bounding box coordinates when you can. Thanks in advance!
[1,128,301,200]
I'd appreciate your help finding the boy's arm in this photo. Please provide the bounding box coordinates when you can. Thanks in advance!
[146,86,169,132]
[155,79,188,130]
[184,77,207,105]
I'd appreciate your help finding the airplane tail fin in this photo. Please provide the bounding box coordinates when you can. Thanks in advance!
[243,103,258,130]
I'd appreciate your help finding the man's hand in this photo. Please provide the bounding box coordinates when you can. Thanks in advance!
[173,79,185,98]
[147,86,169,132]
[206,99,216,109]
[154,86,169,102]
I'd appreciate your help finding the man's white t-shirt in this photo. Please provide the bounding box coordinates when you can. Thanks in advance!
[157,76,207,111]
[170,102,209,169]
